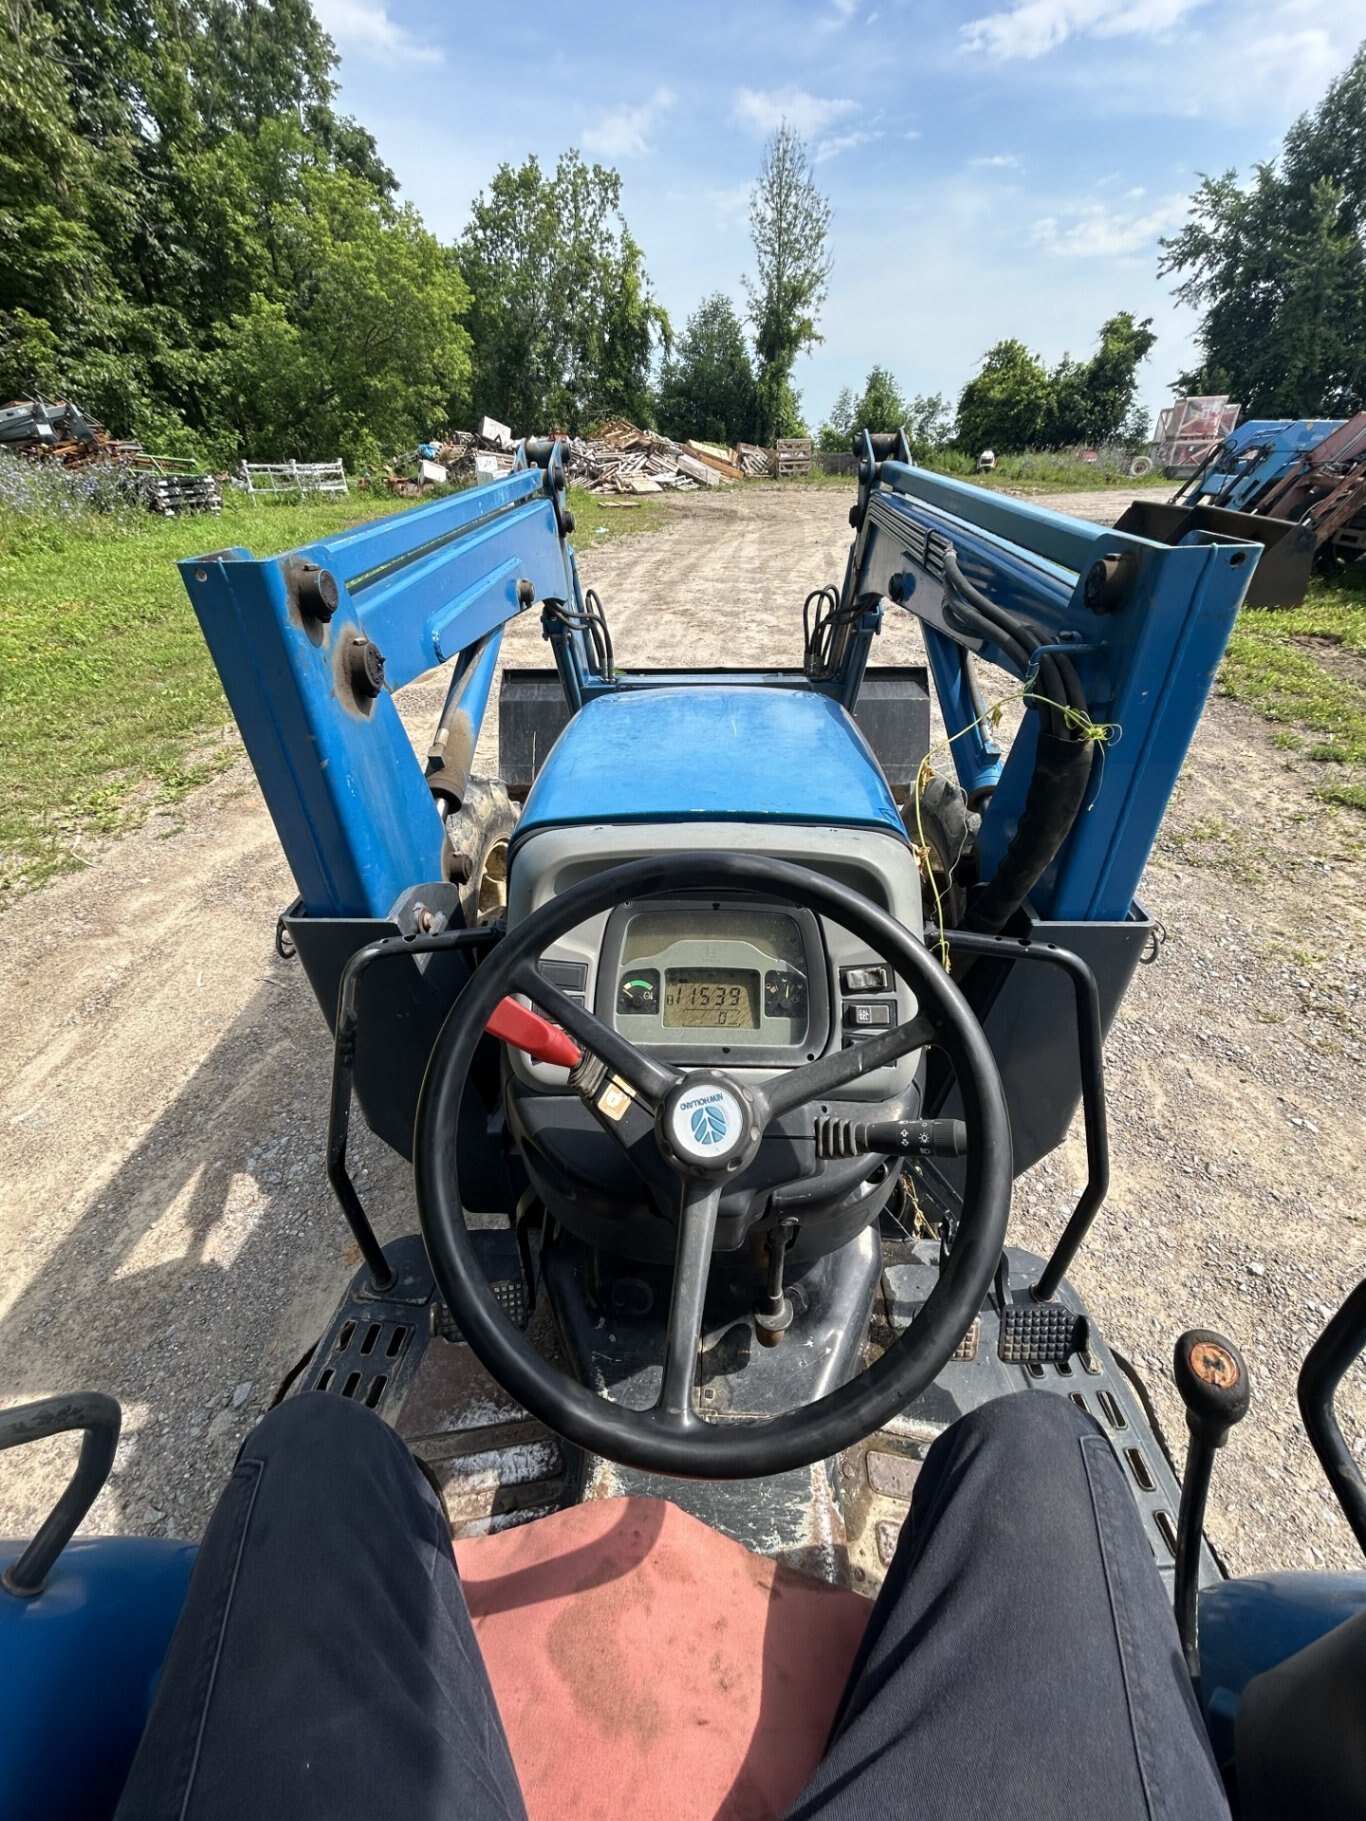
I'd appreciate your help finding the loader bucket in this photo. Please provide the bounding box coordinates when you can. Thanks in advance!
[1111,499,1316,610]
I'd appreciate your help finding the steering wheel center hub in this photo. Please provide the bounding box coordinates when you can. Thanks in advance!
[659,1073,757,1176]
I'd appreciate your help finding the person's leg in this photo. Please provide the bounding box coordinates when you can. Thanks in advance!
[788,1393,1230,1821]
[115,1393,527,1821]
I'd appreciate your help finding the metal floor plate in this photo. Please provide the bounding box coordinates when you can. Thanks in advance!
[294,1232,1199,1593]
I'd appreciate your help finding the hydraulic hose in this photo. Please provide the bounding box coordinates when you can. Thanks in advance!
[966,729,1093,935]
[939,549,1094,935]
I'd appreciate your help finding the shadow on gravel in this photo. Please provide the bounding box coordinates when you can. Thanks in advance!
[1,967,410,1540]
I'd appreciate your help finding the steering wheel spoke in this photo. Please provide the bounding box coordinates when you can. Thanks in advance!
[511,961,679,1109]
[755,1011,938,1124]
[654,1180,723,1425]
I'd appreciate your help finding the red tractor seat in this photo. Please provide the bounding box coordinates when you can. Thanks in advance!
[457,1496,872,1820]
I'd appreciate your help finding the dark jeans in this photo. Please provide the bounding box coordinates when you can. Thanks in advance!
[115,1391,1229,1821]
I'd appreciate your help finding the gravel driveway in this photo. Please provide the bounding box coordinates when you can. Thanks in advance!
[1,483,1362,1572]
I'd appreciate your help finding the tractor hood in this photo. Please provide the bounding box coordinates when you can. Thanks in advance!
[513,685,906,846]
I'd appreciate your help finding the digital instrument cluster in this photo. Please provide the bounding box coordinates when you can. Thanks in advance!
[600,902,827,1060]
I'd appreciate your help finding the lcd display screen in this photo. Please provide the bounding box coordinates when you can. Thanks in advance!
[662,968,760,1029]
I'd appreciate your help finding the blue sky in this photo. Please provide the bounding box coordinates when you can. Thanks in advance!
[313,0,1366,433]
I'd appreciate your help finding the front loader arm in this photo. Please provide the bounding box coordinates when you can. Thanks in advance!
[181,444,578,921]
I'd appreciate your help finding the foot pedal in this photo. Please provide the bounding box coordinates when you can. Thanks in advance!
[998,1303,1087,1365]
[433,1276,528,1340]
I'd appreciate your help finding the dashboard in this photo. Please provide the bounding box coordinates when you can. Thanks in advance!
[505,821,923,1099]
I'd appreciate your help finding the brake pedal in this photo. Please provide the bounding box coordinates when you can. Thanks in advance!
[998,1303,1087,1365]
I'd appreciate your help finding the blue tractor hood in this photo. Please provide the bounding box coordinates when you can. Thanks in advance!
[514,685,907,844]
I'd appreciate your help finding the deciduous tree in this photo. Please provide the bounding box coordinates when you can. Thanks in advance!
[655,294,756,444]
[954,340,1053,452]
[746,125,831,443]
[1161,46,1366,415]
[457,152,667,435]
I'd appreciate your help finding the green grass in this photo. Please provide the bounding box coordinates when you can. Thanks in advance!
[1165,813,1267,883]
[1219,568,1366,814]
[0,481,659,896]
[787,451,1171,493]
[977,451,1172,492]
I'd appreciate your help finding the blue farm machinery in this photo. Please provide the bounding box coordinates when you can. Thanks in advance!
[4,432,1365,1817]
[1119,411,1366,609]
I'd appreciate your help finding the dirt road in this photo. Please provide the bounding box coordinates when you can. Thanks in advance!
[2,484,1363,1571]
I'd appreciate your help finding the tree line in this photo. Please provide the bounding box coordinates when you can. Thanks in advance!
[0,2,832,468]
[3,2,1362,470]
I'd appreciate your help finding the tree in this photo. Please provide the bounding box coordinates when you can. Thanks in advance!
[1045,313,1156,444]
[0,0,443,462]
[1079,313,1157,439]
[456,152,667,435]
[816,386,855,452]
[746,125,831,443]
[954,340,1053,452]
[1160,46,1366,415]
[655,294,756,444]
[852,364,909,432]
[817,366,919,450]
[906,393,953,454]
[953,315,1155,453]
[210,170,470,469]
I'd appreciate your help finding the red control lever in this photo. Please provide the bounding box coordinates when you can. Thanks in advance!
[486,996,582,1069]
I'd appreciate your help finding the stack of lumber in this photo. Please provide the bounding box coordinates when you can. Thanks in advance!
[566,421,713,494]
[141,473,222,516]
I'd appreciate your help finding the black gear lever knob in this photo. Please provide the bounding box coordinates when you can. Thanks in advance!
[1174,1329,1251,1446]
[1172,1328,1251,1685]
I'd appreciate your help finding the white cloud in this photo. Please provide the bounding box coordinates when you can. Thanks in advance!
[1067,8,1366,120]
[815,127,883,162]
[961,0,1207,60]
[971,153,1022,167]
[732,86,859,138]
[312,0,441,64]
[817,0,861,27]
[580,88,675,159]
[704,183,754,225]
[1033,193,1188,257]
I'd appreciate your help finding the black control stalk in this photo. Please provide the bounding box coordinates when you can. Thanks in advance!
[814,1116,967,1160]
[754,1218,799,1348]
[1172,1328,1251,1682]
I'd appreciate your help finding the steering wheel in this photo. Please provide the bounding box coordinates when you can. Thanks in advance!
[414,852,1012,1478]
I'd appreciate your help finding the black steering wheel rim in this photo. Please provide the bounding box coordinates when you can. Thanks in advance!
[413,850,1012,1478]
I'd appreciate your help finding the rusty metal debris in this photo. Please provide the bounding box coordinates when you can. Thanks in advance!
[0,395,222,515]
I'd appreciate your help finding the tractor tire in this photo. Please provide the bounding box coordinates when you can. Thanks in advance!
[1128,455,1154,478]
[444,775,518,926]
[904,774,979,929]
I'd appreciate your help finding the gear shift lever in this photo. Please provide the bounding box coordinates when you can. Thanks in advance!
[1172,1328,1251,1683]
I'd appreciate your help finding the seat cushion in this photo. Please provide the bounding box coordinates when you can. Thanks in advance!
[457,1497,871,1821]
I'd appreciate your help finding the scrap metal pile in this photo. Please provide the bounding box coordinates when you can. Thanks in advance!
[419,416,778,497]
[0,397,222,515]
